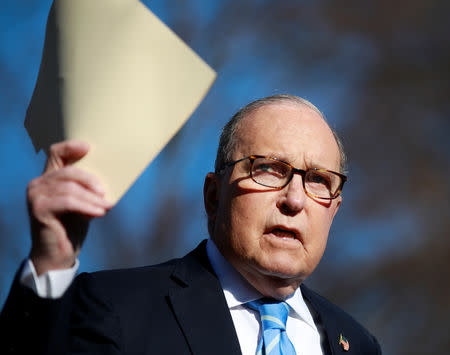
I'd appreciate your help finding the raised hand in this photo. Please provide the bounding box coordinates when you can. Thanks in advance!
[28,140,113,275]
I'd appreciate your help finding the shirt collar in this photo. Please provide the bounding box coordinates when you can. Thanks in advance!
[206,238,261,307]
[206,239,317,331]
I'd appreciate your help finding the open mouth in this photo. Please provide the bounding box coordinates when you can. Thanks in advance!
[270,228,297,240]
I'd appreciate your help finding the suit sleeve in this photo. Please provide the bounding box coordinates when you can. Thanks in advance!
[0,266,122,355]
[0,263,73,355]
[68,272,123,354]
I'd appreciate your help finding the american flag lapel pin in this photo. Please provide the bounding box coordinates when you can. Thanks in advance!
[339,333,350,352]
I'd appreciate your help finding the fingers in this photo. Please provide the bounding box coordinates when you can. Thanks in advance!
[29,139,113,224]
[39,140,111,212]
[42,140,106,196]
[29,180,112,220]
[28,167,113,220]
[28,140,111,274]
[45,139,90,173]
[37,165,106,196]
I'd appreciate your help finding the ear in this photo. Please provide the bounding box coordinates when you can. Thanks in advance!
[203,172,220,223]
[331,196,342,219]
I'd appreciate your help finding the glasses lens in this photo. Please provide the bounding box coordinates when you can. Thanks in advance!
[305,169,341,198]
[251,158,291,187]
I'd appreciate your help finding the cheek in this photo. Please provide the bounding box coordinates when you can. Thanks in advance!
[307,206,335,251]
[232,195,257,219]
[228,193,272,245]
[229,196,259,237]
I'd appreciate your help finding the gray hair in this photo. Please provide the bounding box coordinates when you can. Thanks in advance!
[214,94,348,175]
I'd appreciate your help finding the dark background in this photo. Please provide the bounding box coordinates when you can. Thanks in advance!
[1,1,449,354]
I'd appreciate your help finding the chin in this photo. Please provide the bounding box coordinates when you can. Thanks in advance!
[255,272,303,299]
[256,259,308,282]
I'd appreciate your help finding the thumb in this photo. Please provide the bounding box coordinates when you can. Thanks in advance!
[45,140,90,173]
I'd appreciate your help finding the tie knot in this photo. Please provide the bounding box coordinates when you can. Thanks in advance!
[247,298,290,331]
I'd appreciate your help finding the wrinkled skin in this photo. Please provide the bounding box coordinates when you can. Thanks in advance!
[27,140,113,275]
[204,103,342,299]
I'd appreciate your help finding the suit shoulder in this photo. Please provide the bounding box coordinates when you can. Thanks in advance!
[75,257,180,295]
[76,240,211,292]
[301,284,382,354]
[301,284,369,330]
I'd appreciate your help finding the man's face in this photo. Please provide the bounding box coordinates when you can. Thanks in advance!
[205,103,342,298]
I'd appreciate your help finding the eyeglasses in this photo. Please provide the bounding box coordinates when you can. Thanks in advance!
[219,155,347,200]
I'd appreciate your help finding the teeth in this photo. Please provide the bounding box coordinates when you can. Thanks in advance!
[272,229,295,239]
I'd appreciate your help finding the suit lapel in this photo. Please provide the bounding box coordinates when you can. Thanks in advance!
[302,284,341,355]
[168,242,242,355]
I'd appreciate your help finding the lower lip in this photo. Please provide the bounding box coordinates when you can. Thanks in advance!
[265,232,301,247]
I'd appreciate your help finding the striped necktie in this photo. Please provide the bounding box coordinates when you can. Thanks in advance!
[247,298,297,355]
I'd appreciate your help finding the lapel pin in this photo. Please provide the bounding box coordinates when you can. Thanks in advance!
[339,333,350,352]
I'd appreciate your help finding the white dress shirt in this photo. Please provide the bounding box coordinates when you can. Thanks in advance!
[21,240,324,354]
[206,239,323,355]
[21,258,79,298]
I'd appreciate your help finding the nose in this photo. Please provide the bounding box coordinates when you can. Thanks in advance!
[276,173,306,215]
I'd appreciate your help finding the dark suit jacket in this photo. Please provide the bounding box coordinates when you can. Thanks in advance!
[0,241,381,354]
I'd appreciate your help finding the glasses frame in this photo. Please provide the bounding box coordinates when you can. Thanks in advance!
[218,155,347,200]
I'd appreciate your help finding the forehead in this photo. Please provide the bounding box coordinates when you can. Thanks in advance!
[234,103,340,170]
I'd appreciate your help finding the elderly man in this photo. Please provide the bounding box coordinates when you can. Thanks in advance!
[0,95,381,354]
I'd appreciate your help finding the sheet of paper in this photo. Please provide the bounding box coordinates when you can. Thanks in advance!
[25,0,216,203]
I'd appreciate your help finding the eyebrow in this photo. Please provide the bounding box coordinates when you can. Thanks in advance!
[304,159,328,170]
[264,152,328,170]
[264,152,297,164]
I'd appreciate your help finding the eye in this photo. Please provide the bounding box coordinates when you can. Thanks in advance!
[307,171,332,188]
[253,160,289,178]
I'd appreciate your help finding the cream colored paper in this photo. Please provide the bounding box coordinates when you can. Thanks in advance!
[25,0,216,203]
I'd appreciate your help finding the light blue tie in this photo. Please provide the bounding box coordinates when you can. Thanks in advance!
[247,298,297,355]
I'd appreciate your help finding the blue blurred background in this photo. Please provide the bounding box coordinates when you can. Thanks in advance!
[1,1,449,354]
